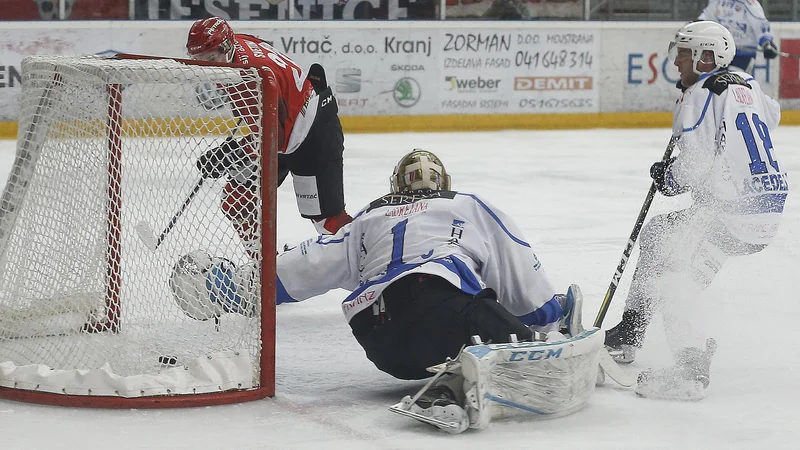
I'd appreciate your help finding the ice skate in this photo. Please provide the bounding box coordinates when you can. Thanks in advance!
[635,338,717,401]
[558,284,585,338]
[604,309,648,364]
[395,385,469,434]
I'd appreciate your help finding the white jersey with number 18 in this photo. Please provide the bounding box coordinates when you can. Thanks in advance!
[670,70,788,244]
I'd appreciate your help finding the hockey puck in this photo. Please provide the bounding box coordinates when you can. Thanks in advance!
[158,355,178,366]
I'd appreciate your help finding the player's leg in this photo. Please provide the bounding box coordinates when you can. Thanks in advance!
[605,211,684,362]
[349,274,532,381]
[355,274,529,432]
[286,88,351,235]
[604,207,722,362]
[636,221,767,397]
[220,181,259,259]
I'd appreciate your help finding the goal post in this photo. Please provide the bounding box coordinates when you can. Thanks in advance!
[0,54,278,407]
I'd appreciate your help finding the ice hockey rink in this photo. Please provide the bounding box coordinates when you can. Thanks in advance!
[1,127,798,449]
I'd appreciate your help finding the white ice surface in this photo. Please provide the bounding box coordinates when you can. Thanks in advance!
[0,128,797,449]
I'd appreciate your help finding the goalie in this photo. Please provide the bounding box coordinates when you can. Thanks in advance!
[275,149,602,432]
[185,17,352,258]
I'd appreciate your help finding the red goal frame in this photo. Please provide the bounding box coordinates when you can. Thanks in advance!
[0,54,279,408]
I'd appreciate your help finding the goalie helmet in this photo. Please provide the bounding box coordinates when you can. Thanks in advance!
[668,21,735,74]
[390,149,451,193]
[186,17,235,63]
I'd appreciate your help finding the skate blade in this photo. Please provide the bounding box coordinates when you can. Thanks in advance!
[425,361,462,374]
[605,345,636,364]
[597,349,637,387]
[389,401,467,434]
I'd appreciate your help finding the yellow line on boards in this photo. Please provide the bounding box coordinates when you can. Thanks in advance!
[2,111,800,139]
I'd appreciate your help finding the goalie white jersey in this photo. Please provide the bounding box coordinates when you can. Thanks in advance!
[276,190,561,332]
[670,70,787,244]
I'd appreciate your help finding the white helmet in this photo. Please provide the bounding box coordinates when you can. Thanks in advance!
[390,149,451,193]
[669,21,735,74]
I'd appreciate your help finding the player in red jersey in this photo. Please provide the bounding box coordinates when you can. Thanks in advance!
[186,17,351,256]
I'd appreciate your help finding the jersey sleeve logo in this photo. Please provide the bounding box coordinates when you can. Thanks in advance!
[704,72,751,96]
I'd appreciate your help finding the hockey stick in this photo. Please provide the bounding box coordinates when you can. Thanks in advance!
[135,178,205,251]
[593,136,679,328]
[597,348,637,387]
[135,118,243,251]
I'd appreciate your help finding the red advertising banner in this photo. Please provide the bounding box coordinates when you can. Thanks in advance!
[779,39,800,99]
[0,0,127,20]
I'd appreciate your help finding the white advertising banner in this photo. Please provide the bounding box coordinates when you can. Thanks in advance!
[230,25,600,116]
[1,21,796,122]
[0,27,146,121]
[0,23,600,121]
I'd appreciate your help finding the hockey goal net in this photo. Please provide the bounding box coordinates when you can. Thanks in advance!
[0,54,278,407]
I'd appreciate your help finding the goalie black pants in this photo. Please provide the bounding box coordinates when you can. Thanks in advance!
[276,87,346,221]
[350,274,533,380]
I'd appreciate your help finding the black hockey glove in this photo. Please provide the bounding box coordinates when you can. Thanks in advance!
[196,137,244,179]
[650,157,678,196]
[762,41,779,60]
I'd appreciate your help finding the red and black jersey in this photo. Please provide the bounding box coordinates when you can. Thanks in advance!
[228,34,315,154]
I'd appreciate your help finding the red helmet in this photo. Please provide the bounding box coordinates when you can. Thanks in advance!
[186,17,235,60]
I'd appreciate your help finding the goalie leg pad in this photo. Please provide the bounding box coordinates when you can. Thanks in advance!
[460,328,603,428]
[170,251,257,320]
[389,329,604,432]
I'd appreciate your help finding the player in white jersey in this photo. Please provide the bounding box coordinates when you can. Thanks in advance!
[604,21,788,400]
[275,149,580,380]
[698,0,778,73]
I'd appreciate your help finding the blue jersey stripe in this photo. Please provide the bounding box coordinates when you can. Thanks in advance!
[276,277,298,304]
[728,193,787,214]
[457,193,531,248]
[516,294,563,327]
[682,90,714,132]
[434,256,482,295]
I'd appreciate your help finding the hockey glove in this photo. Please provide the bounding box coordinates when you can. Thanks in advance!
[196,137,244,179]
[762,41,779,60]
[650,157,678,196]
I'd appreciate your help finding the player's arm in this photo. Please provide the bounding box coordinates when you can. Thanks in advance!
[276,226,359,304]
[666,83,723,193]
[465,195,561,333]
[761,92,781,129]
[196,136,251,179]
[745,1,778,58]
[225,81,288,156]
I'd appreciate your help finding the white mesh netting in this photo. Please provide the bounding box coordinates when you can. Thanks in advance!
[0,55,272,400]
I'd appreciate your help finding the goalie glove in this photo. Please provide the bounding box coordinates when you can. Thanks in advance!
[196,137,246,179]
[762,41,779,60]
